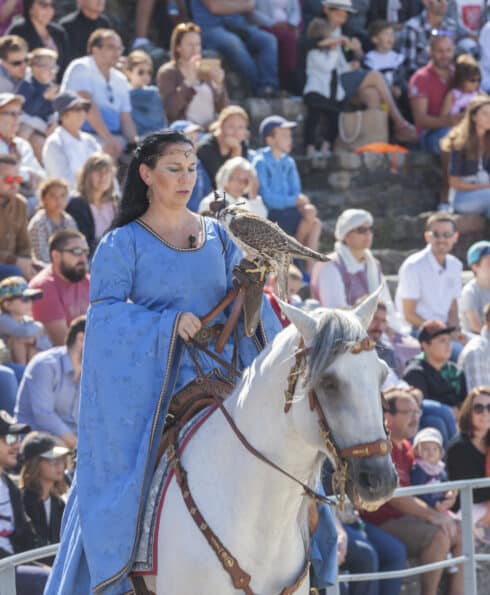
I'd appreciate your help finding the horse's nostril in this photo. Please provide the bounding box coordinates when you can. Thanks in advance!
[359,471,380,492]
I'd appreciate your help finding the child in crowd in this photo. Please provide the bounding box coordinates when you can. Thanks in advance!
[441,54,484,116]
[253,115,322,272]
[18,48,59,161]
[0,276,51,365]
[125,50,167,138]
[364,21,405,101]
[410,427,457,511]
[28,178,78,267]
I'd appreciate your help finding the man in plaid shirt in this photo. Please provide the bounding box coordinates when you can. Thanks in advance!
[459,303,490,390]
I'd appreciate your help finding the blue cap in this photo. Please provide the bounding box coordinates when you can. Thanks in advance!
[467,241,490,266]
[259,115,297,139]
[169,120,201,134]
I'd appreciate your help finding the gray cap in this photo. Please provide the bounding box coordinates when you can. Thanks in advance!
[0,92,25,109]
[52,91,90,116]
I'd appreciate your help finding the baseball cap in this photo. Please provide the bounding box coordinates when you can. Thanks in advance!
[418,320,455,343]
[0,92,25,109]
[52,91,90,116]
[0,276,43,304]
[169,120,202,135]
[20,432,70,461]
[413,427,443,451]
[259,115,297,140]
[467,241,490,267]
[0,410,30,436]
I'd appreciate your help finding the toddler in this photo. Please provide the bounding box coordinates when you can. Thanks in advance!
[441,54,484,116]
[125,50,167,138]
[0,276,52,365]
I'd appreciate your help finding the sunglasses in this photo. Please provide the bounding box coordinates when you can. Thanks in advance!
[2,434,22,446]
[473,403,490,414]
[4,294,32,303]
[429,230,454,239]
[2,175,23,184]
[136,69,152,76]
[7,57,28,67]
[106,82,114,104]
[353,225,373,234]
[61,247,89,257]
[468,78,481,83]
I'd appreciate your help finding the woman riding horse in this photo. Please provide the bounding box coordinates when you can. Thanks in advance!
[44,130,284,595]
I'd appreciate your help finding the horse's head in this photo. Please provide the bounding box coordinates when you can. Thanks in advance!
[279,289,398,509]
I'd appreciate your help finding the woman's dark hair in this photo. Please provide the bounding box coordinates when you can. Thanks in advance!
[24,0,50,19]
[112,130,194,229]
[452,53,481,90]
[459,386,490,445]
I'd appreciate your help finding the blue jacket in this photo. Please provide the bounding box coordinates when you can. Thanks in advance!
[18,78,54,121]
[410,462,448,508]
[129,85,167,137]
[253,147,302,211]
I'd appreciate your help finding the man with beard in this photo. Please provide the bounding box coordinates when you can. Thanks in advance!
[15,316,86,449]
[29,230,89,346]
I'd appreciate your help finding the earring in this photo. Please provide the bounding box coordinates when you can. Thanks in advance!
[147,187,153,204]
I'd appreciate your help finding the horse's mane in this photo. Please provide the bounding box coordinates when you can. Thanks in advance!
[306,309,367,390]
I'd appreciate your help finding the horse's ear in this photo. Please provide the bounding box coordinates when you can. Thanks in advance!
[276,299,317,344]
[352,284,384,330]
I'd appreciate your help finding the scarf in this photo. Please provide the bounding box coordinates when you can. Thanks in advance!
[335,241,380,292]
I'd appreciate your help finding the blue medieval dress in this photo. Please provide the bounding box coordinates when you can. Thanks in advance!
[44,216,283,595]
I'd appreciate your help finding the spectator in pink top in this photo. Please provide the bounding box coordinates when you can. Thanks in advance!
[29,230,89,346]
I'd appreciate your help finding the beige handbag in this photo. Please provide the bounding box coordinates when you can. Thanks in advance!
[334,108,389,152]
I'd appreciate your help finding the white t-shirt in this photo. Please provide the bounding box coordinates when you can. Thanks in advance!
[459,277,490,333]
[185,82,215,128]
[395,244,463,325]
[364,50,404,86]
[0,476,14,555]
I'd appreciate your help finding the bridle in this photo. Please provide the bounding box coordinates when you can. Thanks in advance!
[284,336,391,509]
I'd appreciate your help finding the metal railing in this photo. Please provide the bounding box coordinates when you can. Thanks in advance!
[326,477,490,595]
[0,543,58,594]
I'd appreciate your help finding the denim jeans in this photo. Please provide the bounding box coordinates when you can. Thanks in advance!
[453,188,490,217]
[343,521,406,595]
[420,127,450,155]
[0,263,23,281]
[420,399,457,450]
[200,25,278,92]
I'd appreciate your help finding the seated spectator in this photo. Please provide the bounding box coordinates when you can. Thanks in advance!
[448,0,486,49]
[480,20,490,93]
[58,0,112,63]
[15,315,86,449]
[440,54,483,117]
[251,0,302,91]
[66,152,118,253]
[42,91,100,191]
[303,0,416,156]
[29,230,89,346]
[17,48,59,163]
[0,92,46,215]
[0,35,29,93]
[19,432,68,553]
[199,156,267,217]
[447,385,490,528]
[459,241,490,334]
[197,105,252,186]
[362,387,463,595]
[0,153,34,281]
[28,177,77,266]
[368,301,403,379]
[190,0,280,97]
[0,276,50,365]
[157,22,228,128]
[61,28,137,159]
[441,95,490,217]
[0,0,23,35]
[399,0,458,77]
[125,50,167,138]
[403,320,466,415]
[0,336,19,414]
[7,0,69,78]
[459,303,490,390]
[168,120,212,212]
[0,410,50,595]
[408,32,459,163]
[395,212,466,358]
[253,115,322,265]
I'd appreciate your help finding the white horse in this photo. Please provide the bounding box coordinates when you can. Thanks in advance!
[144,290,398,594]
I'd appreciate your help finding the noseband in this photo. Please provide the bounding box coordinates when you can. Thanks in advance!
[285,336,391,508]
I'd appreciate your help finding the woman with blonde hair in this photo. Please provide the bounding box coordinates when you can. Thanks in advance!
[66,152,119,253]
[156,22,228,126]
[197,105,253,185]
[441,95,490,217]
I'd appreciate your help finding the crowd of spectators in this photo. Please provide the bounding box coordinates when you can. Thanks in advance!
[0,1,489,593]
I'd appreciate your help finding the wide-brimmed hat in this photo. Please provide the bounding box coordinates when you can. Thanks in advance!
[321,0,357,13]
[0,411,30,436]
[0,276,43,304]
[20,432,70,461]
[52,91,90,116]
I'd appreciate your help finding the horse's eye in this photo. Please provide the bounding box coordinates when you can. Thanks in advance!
[322,376,337,392]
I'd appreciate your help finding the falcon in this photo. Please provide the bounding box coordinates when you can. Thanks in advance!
[217,203,329,300]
